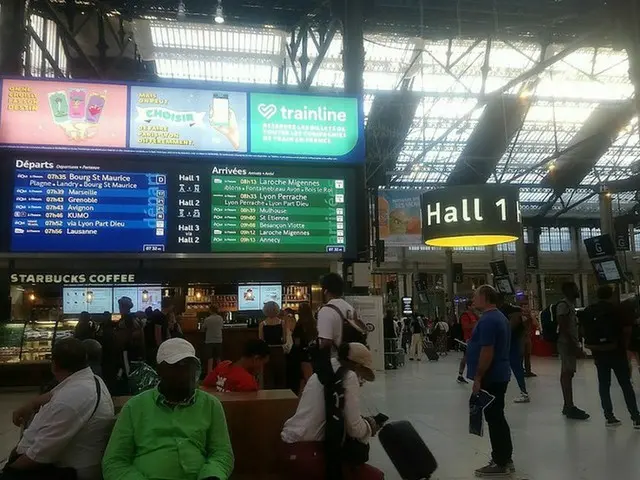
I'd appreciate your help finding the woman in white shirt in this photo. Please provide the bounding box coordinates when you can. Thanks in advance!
[281,343,384,480]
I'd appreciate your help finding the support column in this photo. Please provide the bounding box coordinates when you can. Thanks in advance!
[445,248,455,314]
[515,230,526,293]
[599,192,614,237]
[630,223,640,292]
[339,0,367,266]
[539,274,547,307]
[0,0,27,75]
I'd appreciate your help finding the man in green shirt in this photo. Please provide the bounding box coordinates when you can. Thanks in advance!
[102,338,234,480]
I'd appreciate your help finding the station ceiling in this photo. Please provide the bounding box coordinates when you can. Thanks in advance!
[29,0,639,219]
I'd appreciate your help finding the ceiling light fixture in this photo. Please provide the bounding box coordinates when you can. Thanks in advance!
[214,0,225,24]
[177,0,186,21]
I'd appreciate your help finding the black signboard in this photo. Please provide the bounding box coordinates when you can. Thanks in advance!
[421,184,521,246]
[584,234,616,259]
[402,296,413,315]
[614,221,630,251]
[490,260,509,277]
[490,260,514,295]
[453,263,464,284]
[525,243,539,270]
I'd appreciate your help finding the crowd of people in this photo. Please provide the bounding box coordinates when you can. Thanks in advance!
[4,275,640,480]
[2,272,382,480]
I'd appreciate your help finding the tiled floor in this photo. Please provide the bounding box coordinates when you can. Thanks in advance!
[363,355,640,479]
[1,356,640,479]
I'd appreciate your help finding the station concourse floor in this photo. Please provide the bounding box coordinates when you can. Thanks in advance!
[2,355,640,479]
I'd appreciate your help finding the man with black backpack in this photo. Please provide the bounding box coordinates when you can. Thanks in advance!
[583,285,640,428]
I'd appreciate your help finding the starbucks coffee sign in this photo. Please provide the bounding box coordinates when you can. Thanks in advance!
[420,185,521,247]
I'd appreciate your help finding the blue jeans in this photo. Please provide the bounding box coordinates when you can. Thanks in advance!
[510,344,527,394]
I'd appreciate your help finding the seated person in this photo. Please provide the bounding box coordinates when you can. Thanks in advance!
[281,343,383,480]
[83,338,103,379]
[7,338,114,480]
[102,338,234,480]
[202,339,271,392]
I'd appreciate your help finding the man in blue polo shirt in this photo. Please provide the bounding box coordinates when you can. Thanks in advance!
[467,285,513,478]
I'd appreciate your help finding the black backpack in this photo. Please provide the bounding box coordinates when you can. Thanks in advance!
[540,303,561,343]
[322,303,368,345]
[582,302,618,348]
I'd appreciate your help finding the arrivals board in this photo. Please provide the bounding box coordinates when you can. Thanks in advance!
[210,172,345,253]
[8,158,355,255]
[0,78,364,163]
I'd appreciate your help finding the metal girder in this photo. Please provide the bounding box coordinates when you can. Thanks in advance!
[27,0,137,79]
[395,24,609,179]
[285,19,338,89]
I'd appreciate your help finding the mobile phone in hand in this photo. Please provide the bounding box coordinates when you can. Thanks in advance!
[373,413,389,425]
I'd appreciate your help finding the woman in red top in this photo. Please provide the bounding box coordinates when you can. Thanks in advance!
[203,339,271,392]
[457,303,478,384]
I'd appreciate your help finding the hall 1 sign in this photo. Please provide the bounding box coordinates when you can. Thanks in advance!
[420,185,521,247]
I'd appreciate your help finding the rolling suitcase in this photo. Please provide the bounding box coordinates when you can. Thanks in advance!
[423,339,439,361]
[396,348,405,367]
[379,420,438,480]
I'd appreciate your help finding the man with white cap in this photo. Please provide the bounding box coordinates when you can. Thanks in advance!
[103,338,234,480]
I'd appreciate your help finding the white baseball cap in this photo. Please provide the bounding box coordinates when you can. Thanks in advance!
[156,338,198,365]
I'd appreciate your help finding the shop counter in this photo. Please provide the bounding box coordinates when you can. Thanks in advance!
[183,326,259,365]
[113,389,298,479]
[0,361,53,388]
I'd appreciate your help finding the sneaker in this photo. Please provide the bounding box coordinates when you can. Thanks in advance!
[513,393,530,404]
[457,375,469,384]
[474,462,512,477]
[524,372,537,378]
[563,406,590,420]
[633,417,640,430]
[606,416,622,428]
[506,461,516,473]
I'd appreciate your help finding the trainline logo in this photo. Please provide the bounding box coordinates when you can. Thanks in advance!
[256,103,348,122]
[258,103,277,120]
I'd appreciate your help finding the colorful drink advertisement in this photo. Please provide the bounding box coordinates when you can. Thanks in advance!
[128,86,248,153]
[0,79,127,148]
[249,93,360,158]
[378,190,422,246]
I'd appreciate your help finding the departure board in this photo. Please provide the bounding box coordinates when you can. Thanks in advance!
[210,172,345,253]
[6,159,355,256]
[11,160,167,252]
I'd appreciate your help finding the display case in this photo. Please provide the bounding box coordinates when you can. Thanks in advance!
[0,319,77,364]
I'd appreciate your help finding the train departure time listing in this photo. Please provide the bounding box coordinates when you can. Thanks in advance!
[11,160,167,252]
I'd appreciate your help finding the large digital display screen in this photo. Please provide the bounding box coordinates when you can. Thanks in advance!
[8,158,355,255]
[63,286,114,314]
[237,284,282,311]
[12,160,167,252]
[0,78,364,163]
[113,286,162,312]
[210,170,345,253]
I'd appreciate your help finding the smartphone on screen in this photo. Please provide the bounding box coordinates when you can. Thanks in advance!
[211,93,230,127]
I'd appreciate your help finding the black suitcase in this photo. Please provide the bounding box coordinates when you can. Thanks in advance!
[379,420,438,479]
[423,339,439,361]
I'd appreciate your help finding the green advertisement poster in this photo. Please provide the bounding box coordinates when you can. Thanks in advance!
[249,93,360,159]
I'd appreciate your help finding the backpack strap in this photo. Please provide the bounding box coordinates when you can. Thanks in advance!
[91,376,102,418]
[323,303,346,322]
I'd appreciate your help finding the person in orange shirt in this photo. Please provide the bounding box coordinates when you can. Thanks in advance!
[203,339,271,392]
[457,302,479,384]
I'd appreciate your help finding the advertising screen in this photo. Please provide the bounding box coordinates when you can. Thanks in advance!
[63,286,114,314]
[113,286,162,312]
[0,78,364,163]
[238,285,260,310]
[260,285,282,307]
[129,86,248,154]
[11,160,167,252]
[8,158,355,256]
[0,79,128,149]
